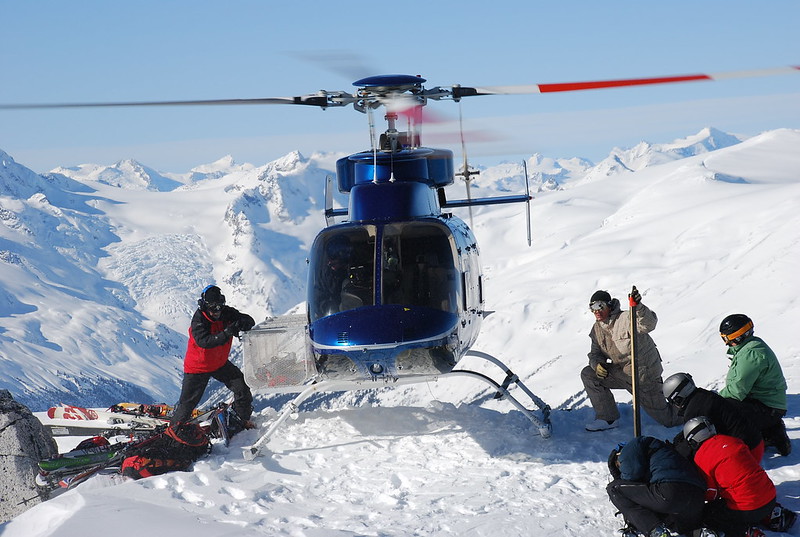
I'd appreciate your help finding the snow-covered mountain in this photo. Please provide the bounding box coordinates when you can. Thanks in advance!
[0,148,334,409]
[1,126,798,536]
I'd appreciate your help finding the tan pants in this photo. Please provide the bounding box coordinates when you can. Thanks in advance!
[580,364,681,427]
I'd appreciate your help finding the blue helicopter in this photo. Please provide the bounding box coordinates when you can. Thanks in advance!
[236,74,555,456]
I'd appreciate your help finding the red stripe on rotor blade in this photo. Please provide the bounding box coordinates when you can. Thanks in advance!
[537,74,712,93]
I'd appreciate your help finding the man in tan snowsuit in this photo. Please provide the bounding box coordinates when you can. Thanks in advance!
[581,289,680,431]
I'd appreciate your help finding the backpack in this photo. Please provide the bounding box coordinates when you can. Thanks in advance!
[121,422,210,479]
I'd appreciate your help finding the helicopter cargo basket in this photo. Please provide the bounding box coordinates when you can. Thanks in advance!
[242,314,316,392]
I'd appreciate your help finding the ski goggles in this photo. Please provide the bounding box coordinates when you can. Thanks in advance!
[720,320,754,345]
[590,300,609,312]
[206,302,224,313]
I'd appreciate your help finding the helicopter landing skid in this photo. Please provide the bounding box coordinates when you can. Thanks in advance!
[242,351,552,460]
[455,349,552,439]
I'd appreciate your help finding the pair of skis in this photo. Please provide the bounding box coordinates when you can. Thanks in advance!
[45,403,169,437]
[36,434,153,491]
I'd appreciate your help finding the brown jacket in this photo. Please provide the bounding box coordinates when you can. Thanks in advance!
[588,298,663,383]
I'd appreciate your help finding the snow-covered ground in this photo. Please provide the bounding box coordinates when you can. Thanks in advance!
[1,127,798,535]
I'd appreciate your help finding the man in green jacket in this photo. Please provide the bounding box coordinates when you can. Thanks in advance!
[718,313,791,456]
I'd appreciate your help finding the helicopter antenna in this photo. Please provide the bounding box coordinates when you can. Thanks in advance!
[455,102,478,227]
[523,159,532,247]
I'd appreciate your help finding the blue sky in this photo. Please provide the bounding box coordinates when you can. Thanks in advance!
[1,1,798,173]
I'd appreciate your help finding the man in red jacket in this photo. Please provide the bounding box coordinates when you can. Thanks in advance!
[170,285,256,426]
[683,416,776,537]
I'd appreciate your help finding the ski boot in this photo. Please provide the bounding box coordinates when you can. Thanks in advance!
[690,528,722,537]
[648,523,671,537]
[765,503,798,532]
[619,524,640,537]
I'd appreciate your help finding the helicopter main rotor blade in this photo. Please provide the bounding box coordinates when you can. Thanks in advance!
[3,65,796,111]
[0,94,354,110]
[451,65,800,97]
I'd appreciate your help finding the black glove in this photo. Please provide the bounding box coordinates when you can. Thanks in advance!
[671,431,692,459]
[608,448,622,479]
[628,286,641,307]
[224,321,240,338]
[239,317,255,332]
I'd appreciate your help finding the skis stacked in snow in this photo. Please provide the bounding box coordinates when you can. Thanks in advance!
[36,403,227,493]
[35,434,150,492]
[44,403,170,437]
[108,402,173,418]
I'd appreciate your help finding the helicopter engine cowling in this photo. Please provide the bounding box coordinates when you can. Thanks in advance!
[336,148,455,193]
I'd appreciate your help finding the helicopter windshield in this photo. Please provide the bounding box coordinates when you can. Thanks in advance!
[308,222,460,323]
[309,227,376,322]
[381,222,459,313]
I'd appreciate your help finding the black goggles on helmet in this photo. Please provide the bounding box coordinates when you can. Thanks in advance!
[205,301,224,313]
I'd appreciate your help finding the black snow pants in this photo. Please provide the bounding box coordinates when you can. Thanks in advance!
[606,479,705,535]
[170,360,253,425]
[703,497,776,537]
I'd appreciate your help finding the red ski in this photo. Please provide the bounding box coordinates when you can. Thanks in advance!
[46,404,99,420]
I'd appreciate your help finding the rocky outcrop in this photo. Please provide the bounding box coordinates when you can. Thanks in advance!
[0,390,58,522]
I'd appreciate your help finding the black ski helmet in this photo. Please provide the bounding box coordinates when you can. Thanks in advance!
[719,313,754,346]
[683,416,717,449]
[198,285,225,311]
[663,372,696,408]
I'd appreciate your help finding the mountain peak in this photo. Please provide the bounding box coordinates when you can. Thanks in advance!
[52,159,182,192]
[190,155,239,174]
[662,127,743,154]
[592,127,744,175]
[271,151,306,172]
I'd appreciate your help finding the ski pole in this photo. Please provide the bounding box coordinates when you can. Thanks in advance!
[629,285,641,437]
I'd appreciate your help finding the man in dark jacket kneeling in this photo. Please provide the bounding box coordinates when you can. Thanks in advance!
[607,436,706,537]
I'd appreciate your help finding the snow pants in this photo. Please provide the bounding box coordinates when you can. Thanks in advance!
[171,360,253,425]
[581,364,681,427]
[606,479,705,535]
[703,497,776,537]
[726,397,790,455]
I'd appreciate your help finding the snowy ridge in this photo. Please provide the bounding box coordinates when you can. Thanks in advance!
[51,159,183,192]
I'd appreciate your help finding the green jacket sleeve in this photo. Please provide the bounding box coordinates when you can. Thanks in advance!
[718,345,759,401]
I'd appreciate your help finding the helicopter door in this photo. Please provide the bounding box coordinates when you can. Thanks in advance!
[381,222,459,314]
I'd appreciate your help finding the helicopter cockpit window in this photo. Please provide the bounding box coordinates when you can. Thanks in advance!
[309,228,376,322]
[381,222,459,313]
